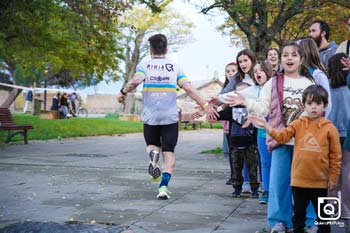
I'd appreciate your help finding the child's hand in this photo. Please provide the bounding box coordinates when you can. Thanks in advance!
[328,180,338,191]
[192,106,204,119]
[246,115,266,128]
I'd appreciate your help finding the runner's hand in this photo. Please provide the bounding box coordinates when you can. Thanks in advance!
[116,93,126,104]
[192,106,204,119]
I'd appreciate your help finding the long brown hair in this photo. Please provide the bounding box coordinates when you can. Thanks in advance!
[236,49,257,81]
[328,53,349,88]
[279,41,315,82]
[298,38,326,72]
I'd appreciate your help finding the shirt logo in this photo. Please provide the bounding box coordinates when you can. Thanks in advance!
[165,64,174,72]
[298,132,321,152]
[150,76,170,82]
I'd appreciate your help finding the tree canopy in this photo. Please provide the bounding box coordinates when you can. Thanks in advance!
[119,1,194,84]
[201,0,350,59]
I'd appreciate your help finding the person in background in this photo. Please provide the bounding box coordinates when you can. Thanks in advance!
[248,85,341,233]
[252,60,274,204]
[327,53,350,224]
[23,86,33,113]
[223,62,238,185]
[206,48,260,198]
[336,15,350,56]
[50,92,61,111]
[265,48,281,75]
[68,92,77,113]
[309,20,338,67]
[116,33,218,200]
[298,38,332,118]
[59,92,71,119]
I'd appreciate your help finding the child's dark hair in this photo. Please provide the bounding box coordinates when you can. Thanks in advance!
[302,85,328,106]
[328,53,349,88]
[236,49,257,82]
[223,62,237,87]
[265,48,280,59]
[148,34,167,55]
[311,20,330,40]
[257,60,273,81]
[279,41,315,83]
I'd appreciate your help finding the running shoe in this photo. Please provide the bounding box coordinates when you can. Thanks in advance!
[157,186,170,200]
[148,150,161,179]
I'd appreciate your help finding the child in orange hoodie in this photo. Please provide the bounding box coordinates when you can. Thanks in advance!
[247,84,342,233]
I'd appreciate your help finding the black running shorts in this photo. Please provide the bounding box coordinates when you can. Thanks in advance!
[143,123,179,152]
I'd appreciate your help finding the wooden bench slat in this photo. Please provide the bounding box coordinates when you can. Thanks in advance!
[0,108,33,144]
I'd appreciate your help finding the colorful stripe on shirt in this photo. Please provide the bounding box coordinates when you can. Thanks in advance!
[135,69,146,78]
[143,83,177,92]
[177,74,189,86]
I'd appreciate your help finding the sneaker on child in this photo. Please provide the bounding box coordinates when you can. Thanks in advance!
[242,181,251,194]
[270,222,286,233]
[251,188,259,198]
[259,190,269,204]
[232,186,242,198]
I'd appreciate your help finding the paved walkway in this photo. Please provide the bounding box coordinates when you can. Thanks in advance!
[1,129,347,232]
[0,129,268,232]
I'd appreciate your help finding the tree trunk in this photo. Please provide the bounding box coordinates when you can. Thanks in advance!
[0,62,22,108]
[122,32,145,114]
[0,89,22,108]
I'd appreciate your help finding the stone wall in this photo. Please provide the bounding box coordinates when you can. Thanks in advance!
[86,94,123,114]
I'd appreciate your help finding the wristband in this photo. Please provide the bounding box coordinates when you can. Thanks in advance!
[120,89,127,95]
[201,102,209,110]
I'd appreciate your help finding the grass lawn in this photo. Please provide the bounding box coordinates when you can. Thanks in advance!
[0,114,223,143]
[0,114,143,142]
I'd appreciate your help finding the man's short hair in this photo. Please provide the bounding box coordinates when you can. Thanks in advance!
[311,20,330,40]
[302,84,328,106]
[148,34,167,55]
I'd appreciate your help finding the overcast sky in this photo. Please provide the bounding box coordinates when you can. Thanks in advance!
[83,1,242,95]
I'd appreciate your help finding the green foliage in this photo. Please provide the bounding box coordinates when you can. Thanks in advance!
[119,2,194,83]
[204,0,350,59]
[277,3,350,44]
[0,0,126,86]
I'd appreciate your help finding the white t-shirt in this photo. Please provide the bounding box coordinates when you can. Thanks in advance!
[135,58,190,125]
[245,75,314,126]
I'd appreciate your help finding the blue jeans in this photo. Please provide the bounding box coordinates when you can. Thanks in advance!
[268,145,316,229]
[257,137,271,191]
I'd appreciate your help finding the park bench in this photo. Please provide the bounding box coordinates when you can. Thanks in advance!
[0,108,33,144]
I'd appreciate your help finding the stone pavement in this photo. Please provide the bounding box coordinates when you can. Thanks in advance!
[0,129,347,233]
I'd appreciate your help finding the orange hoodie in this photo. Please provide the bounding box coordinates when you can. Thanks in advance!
[270,116,342,188]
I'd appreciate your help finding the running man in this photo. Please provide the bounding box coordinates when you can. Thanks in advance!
[116,33,218,199]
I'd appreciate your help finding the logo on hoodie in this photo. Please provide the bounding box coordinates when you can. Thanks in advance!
[298,132,321,152]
